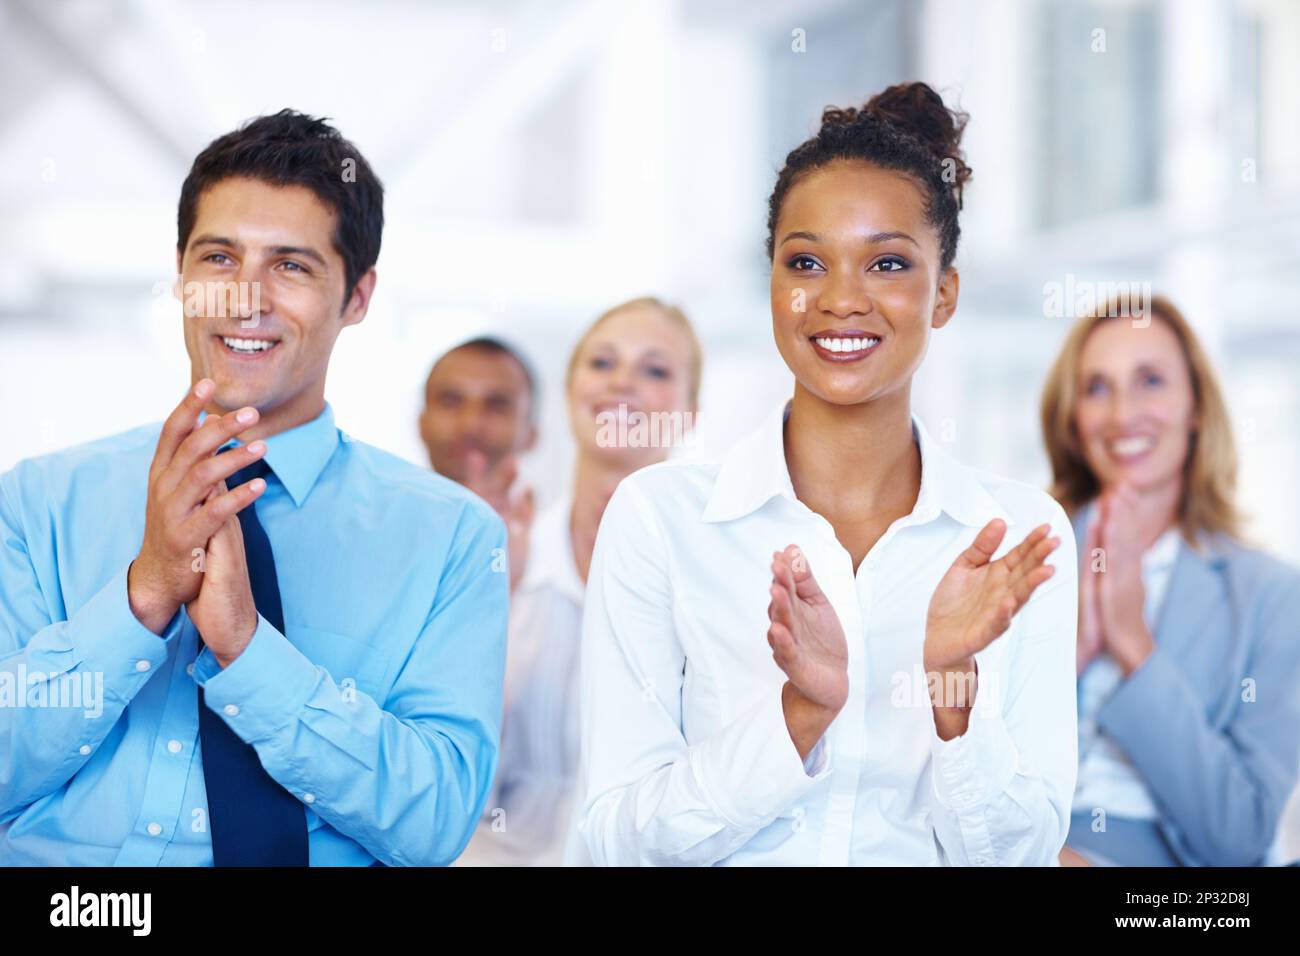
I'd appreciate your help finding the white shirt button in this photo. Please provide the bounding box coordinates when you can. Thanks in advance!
[186,663,195,676]
[167,739,183,754]
[78,744,91,756]
[302,793,316,804]
[135,660,151,672]
[223,703,240,717]
[146,822,162,837]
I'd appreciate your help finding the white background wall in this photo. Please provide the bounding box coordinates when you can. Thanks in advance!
[3,0,1297,561]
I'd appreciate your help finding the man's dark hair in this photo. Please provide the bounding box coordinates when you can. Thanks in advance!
[429,336,539,426]
[177,108,384,302]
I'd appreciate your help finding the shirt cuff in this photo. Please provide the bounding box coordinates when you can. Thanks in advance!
[929,684,1018,814]
[690,686,832,829]
[29,565,182,691]
[193,615,320,743]
[1096,646,1196,751]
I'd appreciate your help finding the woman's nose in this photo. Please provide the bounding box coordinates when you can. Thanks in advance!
[817,271,871,319]
[607,364,636,393]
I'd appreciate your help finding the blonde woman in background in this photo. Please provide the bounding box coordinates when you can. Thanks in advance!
[1043,294,1300,866]
[457,296,702,866]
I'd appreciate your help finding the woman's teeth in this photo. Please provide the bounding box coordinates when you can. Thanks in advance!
[1108,435,1155,456]
[814,336,880,353]
[221,336,276,354]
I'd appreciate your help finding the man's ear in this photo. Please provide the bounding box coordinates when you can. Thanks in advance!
[931,268,960,331]
[341,267,378,327]
[520,422,539,454]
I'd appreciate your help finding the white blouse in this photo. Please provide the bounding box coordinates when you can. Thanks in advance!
[457,498,585,866]
[575,399,1079,866]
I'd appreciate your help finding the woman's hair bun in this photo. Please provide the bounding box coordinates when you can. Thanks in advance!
[846,81,972,207]
[767,81,973,267]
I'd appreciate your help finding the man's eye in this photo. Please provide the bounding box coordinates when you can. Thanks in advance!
[203,253,232,265]
[871,257,908,272]
[280,261,308,273]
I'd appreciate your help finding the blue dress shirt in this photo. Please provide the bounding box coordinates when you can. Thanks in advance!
[0,403,508,866]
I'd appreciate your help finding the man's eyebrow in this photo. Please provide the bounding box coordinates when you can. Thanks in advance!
[187,235,329,268]
[189,234,240,250]
[270,245,329,268]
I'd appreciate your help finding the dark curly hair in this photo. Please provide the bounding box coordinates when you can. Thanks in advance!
[765,82,971,271]
[177,109,384,303]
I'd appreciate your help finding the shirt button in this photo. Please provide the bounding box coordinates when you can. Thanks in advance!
[186,663,195,676]
[78,745,91,756]
[223,704,240,717]
[302,793,316,804]
[167,739,183,754]
[146,822,162,837]
[135,660,151,672]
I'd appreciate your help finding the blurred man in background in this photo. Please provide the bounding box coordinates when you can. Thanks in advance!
[420,337,538,590]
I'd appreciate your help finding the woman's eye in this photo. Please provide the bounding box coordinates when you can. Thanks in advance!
[1141,372,1163,387]
[788,255,821,271]
[644,366,671,380]
[870,256,908,273]
[1084,378,1108,396]
[590,356,614,370]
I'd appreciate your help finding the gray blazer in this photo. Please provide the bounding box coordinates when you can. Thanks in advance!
[1066,512,1300,866]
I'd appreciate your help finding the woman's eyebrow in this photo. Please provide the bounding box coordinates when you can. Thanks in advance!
[778,230,919,246]
[868,231,919,247]
[1133,359,1171,374]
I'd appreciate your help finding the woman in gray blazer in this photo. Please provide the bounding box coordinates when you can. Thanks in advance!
[1040,293,1300,866]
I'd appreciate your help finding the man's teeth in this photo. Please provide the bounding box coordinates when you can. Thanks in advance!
[814,336,880,353]
[1109,436,1155,456]
[221,336,275,353]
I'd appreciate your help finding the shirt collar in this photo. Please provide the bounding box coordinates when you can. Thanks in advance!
[702,397,1009,528]
[1143,524,1182,573]
[204,402,340,508]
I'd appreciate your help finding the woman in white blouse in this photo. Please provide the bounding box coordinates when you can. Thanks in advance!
[575,82,1078,866]
[457,296,701,866]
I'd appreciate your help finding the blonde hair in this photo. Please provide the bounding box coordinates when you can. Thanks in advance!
[565,296,703,406]
[1040,294,1246,543]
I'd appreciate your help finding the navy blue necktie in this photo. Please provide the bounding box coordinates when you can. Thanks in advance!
[197,457,309,866]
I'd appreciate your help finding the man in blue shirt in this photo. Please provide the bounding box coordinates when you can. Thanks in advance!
[0,110,509,866]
